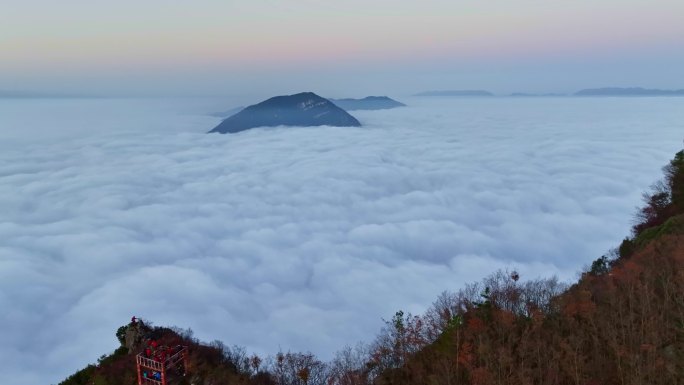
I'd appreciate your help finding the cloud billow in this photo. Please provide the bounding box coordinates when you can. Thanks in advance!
[0,97,682,385]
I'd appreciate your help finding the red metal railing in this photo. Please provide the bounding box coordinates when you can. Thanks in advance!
[165,347,187,367]
[136,354,164,371]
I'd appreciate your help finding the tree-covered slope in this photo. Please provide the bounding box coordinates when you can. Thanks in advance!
[371,151,684,385]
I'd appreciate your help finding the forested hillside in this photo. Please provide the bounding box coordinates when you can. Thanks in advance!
[60,150,684,385]
[368,150,684,385]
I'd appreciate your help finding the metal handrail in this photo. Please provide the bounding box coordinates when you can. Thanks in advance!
[136,346,187,370]
[164,347,187,367]
[140,377,163,385]
[136,355,164,371]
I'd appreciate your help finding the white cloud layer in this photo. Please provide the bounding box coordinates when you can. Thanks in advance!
[0,96,682,385]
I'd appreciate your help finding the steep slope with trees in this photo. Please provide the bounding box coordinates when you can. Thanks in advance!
[369,150,684,385]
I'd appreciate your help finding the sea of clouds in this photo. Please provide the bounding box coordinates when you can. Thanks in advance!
[0,96,682,385]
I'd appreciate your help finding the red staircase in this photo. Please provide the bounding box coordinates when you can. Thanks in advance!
[136,346,188,385]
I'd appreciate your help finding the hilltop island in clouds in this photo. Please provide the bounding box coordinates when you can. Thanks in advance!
[209,92,361,134]
[209,96,405,119]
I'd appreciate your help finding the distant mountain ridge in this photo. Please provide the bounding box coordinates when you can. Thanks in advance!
[413,87,684,97]
[575,87,684,96]
[414,90,494,97]
[209,92,361,134]
[330,96,406,111]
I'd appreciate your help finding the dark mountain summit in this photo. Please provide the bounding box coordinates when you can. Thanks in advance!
[209,92,361,134]
[330,96,406,111]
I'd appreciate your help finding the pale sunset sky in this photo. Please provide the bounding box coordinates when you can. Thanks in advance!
[1,0,683,96]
